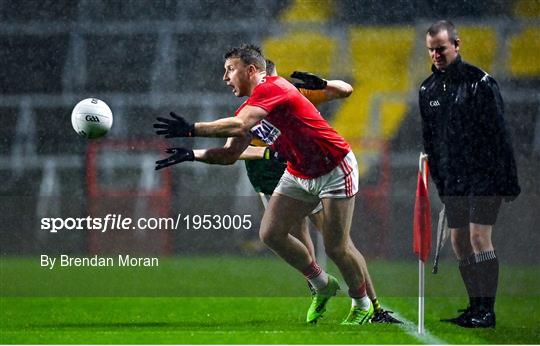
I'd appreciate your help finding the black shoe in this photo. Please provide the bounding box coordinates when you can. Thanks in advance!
[372,309,403,324]
[441,306,475,325]
[459,310,496,328]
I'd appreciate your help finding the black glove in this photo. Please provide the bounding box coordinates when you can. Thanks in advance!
[153,112,195,138]
[155,147,194,170]
[290,71,327,90]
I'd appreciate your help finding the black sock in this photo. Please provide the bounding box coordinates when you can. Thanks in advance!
[475,250,499,312]
[458,254,480,309]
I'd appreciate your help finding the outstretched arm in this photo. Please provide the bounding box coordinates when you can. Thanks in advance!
[155,135,252,170]
[194,135,252,165]
[154,105,268,139]
[153,106,269,169]
[194,105,268,138]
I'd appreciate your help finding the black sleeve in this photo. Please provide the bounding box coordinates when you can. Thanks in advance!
[419,88,432,156]
[476,78,521,200]
[419,87,443,195]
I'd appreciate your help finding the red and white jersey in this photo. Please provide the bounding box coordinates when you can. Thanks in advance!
[235,76,350,179]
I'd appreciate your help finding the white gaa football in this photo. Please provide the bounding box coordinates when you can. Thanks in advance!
[71,98,113,139]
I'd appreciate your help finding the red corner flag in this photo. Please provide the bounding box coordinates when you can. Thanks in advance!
[413,156,431,262]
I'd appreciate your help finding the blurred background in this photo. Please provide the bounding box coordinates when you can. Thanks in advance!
[0,0,538,266]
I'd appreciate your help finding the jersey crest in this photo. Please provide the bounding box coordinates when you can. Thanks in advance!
[250,119,281,145]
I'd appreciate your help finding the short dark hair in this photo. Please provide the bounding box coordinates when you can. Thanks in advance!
[224,44,266,72]
[427,20,459,44]
[265,59,276,75]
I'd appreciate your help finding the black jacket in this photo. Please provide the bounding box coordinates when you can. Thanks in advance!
[419,56,520,199]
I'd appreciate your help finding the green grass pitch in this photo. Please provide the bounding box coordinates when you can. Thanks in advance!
[1,256,539,344]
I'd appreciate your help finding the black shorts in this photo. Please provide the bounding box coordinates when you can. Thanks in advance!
[444,196,502,229]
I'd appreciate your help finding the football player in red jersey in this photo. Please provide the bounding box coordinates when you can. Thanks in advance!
[154,44,373,325]
[240,60,401,324]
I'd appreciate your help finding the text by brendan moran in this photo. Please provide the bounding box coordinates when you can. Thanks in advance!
[40,254,159,269]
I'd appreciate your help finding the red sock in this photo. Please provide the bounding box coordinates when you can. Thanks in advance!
[301,261,328,291]
[301,261,322,279]
[348,281,367,298]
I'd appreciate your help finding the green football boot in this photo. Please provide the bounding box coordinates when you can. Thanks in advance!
[341,301,374,325]
[306,275,340,324]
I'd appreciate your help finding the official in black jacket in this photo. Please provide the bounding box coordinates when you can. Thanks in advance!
[419,20,520,328]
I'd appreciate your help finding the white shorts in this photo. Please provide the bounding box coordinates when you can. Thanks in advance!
[274,151,359,204]
[260,194,322,214]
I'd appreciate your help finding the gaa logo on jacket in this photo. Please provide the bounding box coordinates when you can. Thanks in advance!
[250,119,281,145]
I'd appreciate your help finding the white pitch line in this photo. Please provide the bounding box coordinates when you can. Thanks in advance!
[383,306,447,345]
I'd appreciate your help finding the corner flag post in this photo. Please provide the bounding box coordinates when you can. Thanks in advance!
[419,254,425,334]
[413,153,431,334]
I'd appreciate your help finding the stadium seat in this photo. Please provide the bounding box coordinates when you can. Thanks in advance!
[513,0,540,18]
[508,27,540,77]
[280,0,333,23]
[458,26,496,72]
[332,26,414,171]
[263,31,337,77]
[348,27,414,91]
